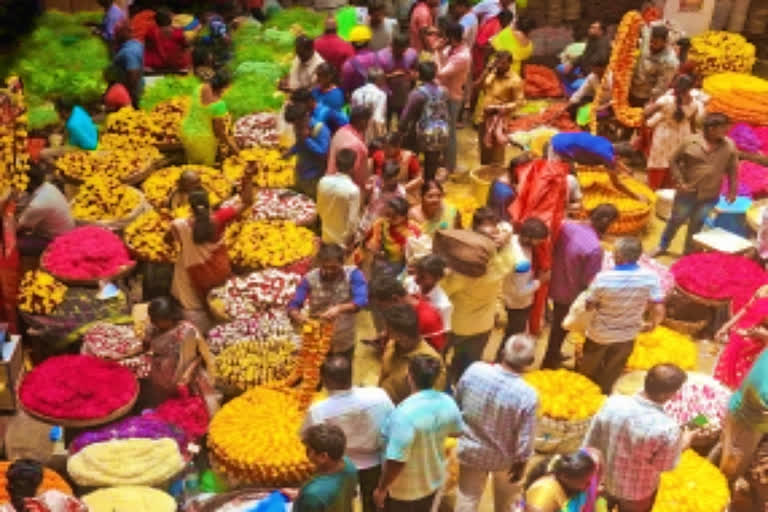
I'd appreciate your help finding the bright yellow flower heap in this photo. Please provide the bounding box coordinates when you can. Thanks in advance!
[690,31,755,76]
[576,166,654,234]
[55,146,161,182]
[225,220,315,269]
[99,133,155,152]
[223,147,295,188]
[149,98,188,145]
[524,369,605,421]
[0,78,30,194]
[17,270,67,315]
[72,176,141,221]
[651,450,729,512]
[124,210,179,263]
[142,165,231,208]
[215,338,298,393]
[208,386,314,486]
[626,325,697,371]
[704,72,768,125]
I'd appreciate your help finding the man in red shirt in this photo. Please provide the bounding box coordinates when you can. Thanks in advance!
[314,18,355,74]
[369,274,446,352]
[409,0,439,51]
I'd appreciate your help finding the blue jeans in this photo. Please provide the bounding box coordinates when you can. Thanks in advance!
[659,192,717,253]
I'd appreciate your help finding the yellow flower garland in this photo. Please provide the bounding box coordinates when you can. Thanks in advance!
[703,72,768,125]
[0,77,30,194]
[17,270,67,315]
[72,176,142,221]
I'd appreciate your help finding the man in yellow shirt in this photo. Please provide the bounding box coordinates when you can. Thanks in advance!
[379,304,446,404]
[441,207,515,385]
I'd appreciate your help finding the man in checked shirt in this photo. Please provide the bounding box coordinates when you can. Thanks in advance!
[585,364,696,512]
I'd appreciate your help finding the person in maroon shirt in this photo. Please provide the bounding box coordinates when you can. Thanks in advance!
[314,18,355,75]
[368,274,446,352]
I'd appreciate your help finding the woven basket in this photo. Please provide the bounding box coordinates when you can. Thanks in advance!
[534,414,593,454]
[675,283,732,308]
[19,387,138,428]
[41,253,137,287]
[71,191,150,232]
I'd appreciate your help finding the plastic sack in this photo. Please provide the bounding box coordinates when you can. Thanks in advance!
[67,106,98,150]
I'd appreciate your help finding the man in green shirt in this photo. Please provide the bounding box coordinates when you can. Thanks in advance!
[295,424,359,512]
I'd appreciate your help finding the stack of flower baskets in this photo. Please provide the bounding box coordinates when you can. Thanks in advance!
[625,326,698,372]
[704,72,768,125]
[651,450,730,512]
[142,165,233,209]
[70,176,149,230]
[576,166,654,234]
[208,386,314,487]
[207,312,297,355]
[0,462,72,502]
[81,321,151,378]
[207,269,302,322]
[663,373,730,450]
[224,219,316,273]
[689,31,756,76]
[19,355,138,427]
[523,369,605,453]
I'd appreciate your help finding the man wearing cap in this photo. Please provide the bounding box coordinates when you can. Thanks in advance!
[315,18,355,74]
[341,25,379,95]
[650,112,738,256]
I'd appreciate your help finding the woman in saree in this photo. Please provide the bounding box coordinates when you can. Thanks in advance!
[364,197,422,277]
[142,296,216,410]
[714,284,768,390]
[0,459,87,512]
[521,448,606,512]
[169,164,255,332]
[408,180,462,235]
[180,68,240,166]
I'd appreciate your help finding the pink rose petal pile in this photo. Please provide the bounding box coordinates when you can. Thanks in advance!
[43,226,134,280]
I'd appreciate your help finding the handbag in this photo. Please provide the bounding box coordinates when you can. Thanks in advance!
[187,244,231,298]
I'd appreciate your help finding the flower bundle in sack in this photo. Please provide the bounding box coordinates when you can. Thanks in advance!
[81,321,143,360]
[42,226,134,281]
[71,176,144,223]
[663,375,730,434]
[17,270,67,315]
[690,31,756,76]
[215,338,299,393]
[124,209,179,263]
[524,369,605,421]
[67,438,185,487]
[19,355,138,421]
[69,414,187,454]
[523,64,563,98]
[0,462,72,503]
[626,326,697,371]
[248,188,317,225]
[234,112,280,148]
[55,146,161,182]
[223,147,295,188]
[651,450,729,512]
[149,98,189,146]
[671,252,768,311]
[507,102,578,132]
[719,160,768,198]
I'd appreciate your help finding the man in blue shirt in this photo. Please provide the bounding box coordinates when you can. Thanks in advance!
[291,88,349,135]
[284,102,331,201]
[55,99,98,151]
[113,25,145,108]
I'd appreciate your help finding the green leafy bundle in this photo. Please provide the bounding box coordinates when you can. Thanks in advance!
[140,75,201,110]
[264,8,325,38]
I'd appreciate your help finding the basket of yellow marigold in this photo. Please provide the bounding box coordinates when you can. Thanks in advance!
[123,209,179,263]
[224,219,317,274]
[523,369,606,454]
[222,147,295,188]
[71,176,149,231]
[55,145,163,185]
[142,165,233,209]
[689,31,756,76]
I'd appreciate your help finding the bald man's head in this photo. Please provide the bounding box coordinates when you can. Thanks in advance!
[644,363,687,403]
[321,355,352,390]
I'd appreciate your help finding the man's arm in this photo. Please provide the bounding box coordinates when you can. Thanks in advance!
[304,125,331,156]
[726,148,739,203]
[287,278,311,323]
[668,141,688,190]
[581,248,604,293]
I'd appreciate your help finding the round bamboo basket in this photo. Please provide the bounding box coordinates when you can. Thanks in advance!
[19,387,138,429]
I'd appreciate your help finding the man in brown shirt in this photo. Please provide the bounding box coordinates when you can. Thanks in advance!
[378,304,446,404]
[651,112,738,255]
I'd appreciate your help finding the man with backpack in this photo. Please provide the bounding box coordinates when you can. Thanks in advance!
[436,22,471,174]
[398,61,451,181]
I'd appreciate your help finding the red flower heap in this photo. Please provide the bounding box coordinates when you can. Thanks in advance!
[43,226,134,280]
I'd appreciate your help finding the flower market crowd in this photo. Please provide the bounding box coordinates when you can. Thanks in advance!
[2,0,768,511]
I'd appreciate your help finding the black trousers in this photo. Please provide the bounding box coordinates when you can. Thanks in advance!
[386,491,437,512]
[542,301,571,369]
[358,465,382,512]
[495,306,531,362]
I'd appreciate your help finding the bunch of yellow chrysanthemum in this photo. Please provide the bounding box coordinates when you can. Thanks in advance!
[524,369,605,421]
[123,209,179,263]
[224,220,315,269]
[72,176,142,221]
[690,31,756,76]
[223,147,295,188]
[208,387,314,486]
[142,165,232,208]
[626,325,698,371]
[56,146,162,182]
[652,450,730,512]
[17,270,68,315]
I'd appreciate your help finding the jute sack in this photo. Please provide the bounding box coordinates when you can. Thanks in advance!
[433,229,496,277]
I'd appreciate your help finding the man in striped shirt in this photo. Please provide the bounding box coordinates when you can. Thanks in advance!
[579,237,665,393]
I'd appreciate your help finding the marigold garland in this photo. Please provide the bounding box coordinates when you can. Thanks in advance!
[0,462,72,503]
[72,176,142,221]
[690,31,755,76]
[651,450,729,512]
[524,369,605,421]
[17,270,67,315]
[224,219,316,269]
[599,11,644,129]
[626,326,697,371]
[142,165,232,208]
[0,79,30,194]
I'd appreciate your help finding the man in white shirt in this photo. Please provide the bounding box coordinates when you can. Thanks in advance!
[285,35,325,91]
[301,355,395,512]
[405,254,453,335]
[351,67,388,144]
[17,165,75,256]
[369,1,399,51]
[317,148,361,249]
